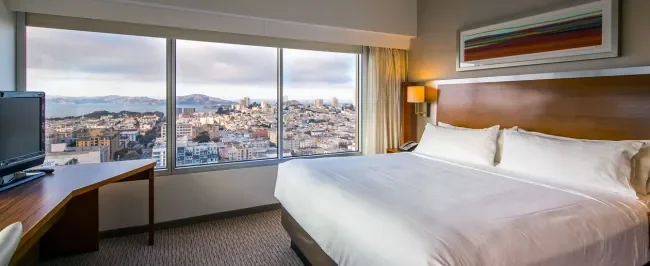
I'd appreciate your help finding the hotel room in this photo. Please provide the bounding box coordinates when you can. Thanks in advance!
[0,0,649,265]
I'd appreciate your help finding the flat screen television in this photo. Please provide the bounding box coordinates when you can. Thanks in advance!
[0,91,46,190]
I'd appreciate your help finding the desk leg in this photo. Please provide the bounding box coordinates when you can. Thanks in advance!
[148,168,154,246]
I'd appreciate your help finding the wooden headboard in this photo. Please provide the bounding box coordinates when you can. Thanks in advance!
[434,73,650,140]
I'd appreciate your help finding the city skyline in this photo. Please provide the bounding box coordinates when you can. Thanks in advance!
[44,94,357,103]
[40,99,357,168]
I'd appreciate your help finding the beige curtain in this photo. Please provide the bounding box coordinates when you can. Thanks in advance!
[362,47,408,155]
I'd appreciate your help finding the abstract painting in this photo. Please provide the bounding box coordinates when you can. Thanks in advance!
[458,0,619,71]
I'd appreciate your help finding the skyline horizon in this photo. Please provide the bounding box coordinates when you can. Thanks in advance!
[44,98,356,118]
[43,93,355,102]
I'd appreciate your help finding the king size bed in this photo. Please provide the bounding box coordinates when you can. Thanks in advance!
[275,69,650,266]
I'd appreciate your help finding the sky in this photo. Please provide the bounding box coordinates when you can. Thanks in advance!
[26,27,358,102]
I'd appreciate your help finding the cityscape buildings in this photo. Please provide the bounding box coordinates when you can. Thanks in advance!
[40,95,357,169]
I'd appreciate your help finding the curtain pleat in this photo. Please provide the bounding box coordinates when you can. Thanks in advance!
[363,47,408,155]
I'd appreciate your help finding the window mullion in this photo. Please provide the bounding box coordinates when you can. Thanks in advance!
[357,53,363,153]
[16,12,27,92]
[277,48,284,160]
[167,39,177,174]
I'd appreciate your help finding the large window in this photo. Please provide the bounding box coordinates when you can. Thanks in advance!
[26,27,167,168]
[174,40,278,167]
[24,25,360,173]
[282,49,358,157]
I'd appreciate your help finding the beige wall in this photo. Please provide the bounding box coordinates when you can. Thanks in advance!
[7,0,415,49]
[135,0,417,36]
[0,1,14,90]
[99,165,279,231]
[409,0,650,136]
[409,0,650,81]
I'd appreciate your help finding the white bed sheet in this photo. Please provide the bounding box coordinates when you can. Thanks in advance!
[274,153,649,266]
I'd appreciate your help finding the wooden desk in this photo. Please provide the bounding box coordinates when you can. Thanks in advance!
[0,160,156,265]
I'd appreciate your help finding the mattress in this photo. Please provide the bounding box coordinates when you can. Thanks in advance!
[274,153,649,266]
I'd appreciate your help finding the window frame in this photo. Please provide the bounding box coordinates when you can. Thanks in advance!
[16,14,363,176]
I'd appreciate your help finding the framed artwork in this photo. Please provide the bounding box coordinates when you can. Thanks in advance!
[457,0,619,71]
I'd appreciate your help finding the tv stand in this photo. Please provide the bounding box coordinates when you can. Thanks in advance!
[0,171,46,192]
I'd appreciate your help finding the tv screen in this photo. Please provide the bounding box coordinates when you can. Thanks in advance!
[0,91,45,177]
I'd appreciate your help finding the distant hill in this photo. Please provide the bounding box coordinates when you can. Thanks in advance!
[176,94,234,106]
[48,110,165,121]
[48,94,235,106]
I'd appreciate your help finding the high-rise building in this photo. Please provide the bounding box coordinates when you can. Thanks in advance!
[76,129,120,161]
[160,122,193,139]
[269,129,278,144]
[182,108,196,114]
[283,95,289,104]
[225,145,253,161]
[120,130,140,142]
[314,99,324,108]
[244,97,250,107]
[239,99,247,110]
[43,145,109,166]
[261,101,271,111]
[176,142,220,166]
[331,97,339,107]
[151,148,166,168]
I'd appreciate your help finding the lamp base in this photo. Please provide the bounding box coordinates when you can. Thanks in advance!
[416,103,431,117]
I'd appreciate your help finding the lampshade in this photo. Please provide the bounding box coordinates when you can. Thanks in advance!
[407,86,425,103]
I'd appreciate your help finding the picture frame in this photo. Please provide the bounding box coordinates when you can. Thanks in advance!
[457,0,619,71]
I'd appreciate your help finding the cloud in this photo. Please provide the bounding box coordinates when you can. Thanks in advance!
[27,27,166,81]
[283,49,356,87]
[176,40,277,85]
[26,27,357,91]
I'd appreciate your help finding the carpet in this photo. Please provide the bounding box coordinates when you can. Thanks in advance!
[40,210,303,266]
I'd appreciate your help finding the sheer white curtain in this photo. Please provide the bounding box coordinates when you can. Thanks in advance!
[362,47,408,155]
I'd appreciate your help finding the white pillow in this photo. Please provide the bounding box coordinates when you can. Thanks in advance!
[414,123,500,166]
[0,222,22,266]
[499,130,642,197]
[516,128,650,195]
[437,122,517,164]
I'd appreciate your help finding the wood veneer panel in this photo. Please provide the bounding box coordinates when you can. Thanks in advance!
[401,82,417,144]
[40,188,99,258]
[437,74,650,140]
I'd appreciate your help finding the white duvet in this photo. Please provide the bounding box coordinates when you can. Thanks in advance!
[274,153,649,266]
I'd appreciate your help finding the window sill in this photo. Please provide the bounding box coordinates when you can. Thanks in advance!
[155,151,361,176]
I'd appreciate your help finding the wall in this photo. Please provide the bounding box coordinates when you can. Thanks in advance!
[409,0,650,134]
[99,165,279,231]
[135,0,417,36]
[7,0,416,49]
[409,0,650,81]
[0,0,15,90]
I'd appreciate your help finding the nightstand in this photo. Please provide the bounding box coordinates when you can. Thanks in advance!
[386,148,400,154]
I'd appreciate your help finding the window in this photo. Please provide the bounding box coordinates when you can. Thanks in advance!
[174,40,278,167]
[282,49,359,157]
[26,27,167,168]
[22,22,361,173]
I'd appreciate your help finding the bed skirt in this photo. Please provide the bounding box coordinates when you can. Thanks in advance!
[281,207,336,266]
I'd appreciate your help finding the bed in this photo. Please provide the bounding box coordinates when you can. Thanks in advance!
[275,69,650,266]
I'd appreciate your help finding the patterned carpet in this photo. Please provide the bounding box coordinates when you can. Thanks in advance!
[40,210,304,266]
